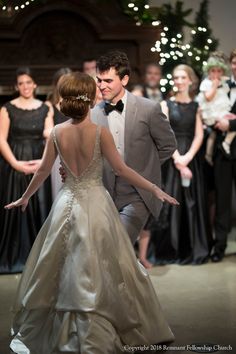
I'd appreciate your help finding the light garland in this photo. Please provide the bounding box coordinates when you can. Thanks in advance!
[1,0,35,12]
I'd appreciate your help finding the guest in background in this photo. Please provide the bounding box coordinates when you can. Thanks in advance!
[152,64,211,265]
[46,68,72,200]
[82,57,97,76]
[81,59,103,105]
[47,67,72,125]
[0,67,53,273]
[130,84,144,97]
[212,48,236,262]
[197,53,233,165]
[143,63,162,103]
[136,63,162,268]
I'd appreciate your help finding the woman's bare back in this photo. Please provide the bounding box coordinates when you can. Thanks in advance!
[54,120,98,178]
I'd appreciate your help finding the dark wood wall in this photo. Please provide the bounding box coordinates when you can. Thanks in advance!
[0,0,159,100]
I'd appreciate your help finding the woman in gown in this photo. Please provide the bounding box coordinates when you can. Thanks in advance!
[152,64,212,265]
[6,72,178,354]
[0,67,53,274]
[46,68,72,200]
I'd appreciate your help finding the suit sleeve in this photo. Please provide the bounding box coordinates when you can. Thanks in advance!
[229,119,236,131]
[149,102,177,165]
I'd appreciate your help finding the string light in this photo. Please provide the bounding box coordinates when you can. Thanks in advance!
[1,0,36,12]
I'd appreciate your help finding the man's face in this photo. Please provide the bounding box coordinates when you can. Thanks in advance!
[96,67,129,103]
[231,57,236,79]
[83,60,97,76]
[145,65,161,88]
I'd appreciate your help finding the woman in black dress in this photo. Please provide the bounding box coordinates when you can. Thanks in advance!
[0,67,53,273]
[154,64,212,264]
[46,68,72,200]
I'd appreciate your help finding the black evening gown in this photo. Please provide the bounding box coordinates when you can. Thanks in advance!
[152,100,212,265]
[52,105,68,125]
[0,102,52,273]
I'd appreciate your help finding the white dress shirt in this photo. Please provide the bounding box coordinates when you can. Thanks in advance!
[229,75,236,107]
[107,90,127,160]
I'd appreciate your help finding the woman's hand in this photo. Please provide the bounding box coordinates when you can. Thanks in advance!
[152,185,179,205]
[174,153,192,168]
[180,166,193,180]
[14,160,40,175]
[5,197,29,212]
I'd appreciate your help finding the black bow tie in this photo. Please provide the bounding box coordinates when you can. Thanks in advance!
[104,100,124,115]
[229,81,236,89]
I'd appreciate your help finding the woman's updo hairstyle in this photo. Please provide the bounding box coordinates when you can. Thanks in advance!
[58,72,96,121]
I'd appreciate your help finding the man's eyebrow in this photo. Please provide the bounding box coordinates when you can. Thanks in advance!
[96,76,113,82]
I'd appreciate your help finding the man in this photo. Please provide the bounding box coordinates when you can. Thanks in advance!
[82,58,97,76]
[213,48,236,262]
[92,51,176,244]
[142,62,163,103]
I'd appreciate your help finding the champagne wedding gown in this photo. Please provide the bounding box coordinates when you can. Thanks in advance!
[10,125,174,354]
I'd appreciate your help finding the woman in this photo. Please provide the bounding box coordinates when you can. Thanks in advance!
[0,67,53,273]
[46,68,72,199]
[47,67,72,125]
[6,72,178,354]
[153,64,212,265]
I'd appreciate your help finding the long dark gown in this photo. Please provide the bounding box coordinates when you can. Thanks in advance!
[0,102,52,273]
[152,100,212,265]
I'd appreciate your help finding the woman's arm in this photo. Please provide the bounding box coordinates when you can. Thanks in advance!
[173,109,204,167]
[100,128,178,205]
[5,132,58,211]
[0,107,37,174]
[44,101,54,138]
[161,101,185,171]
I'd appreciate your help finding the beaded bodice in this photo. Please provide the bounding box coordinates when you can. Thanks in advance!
[52,126,103,195]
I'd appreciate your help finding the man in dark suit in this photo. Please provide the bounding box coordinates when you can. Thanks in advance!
[213,48,236,262]
[142,63,163,103]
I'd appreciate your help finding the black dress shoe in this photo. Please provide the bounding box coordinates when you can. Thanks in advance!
[211,253,224,262]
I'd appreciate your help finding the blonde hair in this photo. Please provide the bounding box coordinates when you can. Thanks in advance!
[173,64,199,98]
[58,72,96,121]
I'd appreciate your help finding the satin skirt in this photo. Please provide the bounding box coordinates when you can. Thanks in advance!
[10,184,174,353]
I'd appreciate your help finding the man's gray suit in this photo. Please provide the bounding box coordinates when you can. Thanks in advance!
[92,91,177,243]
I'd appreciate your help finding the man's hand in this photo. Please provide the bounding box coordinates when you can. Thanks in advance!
[59,164,67,183]
[215,118,230,132]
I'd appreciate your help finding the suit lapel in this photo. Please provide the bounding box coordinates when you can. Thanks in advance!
[124,91,137,161]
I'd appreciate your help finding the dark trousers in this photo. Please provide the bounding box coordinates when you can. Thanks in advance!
[214,150,236,253]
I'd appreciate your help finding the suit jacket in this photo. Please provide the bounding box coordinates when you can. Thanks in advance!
[92,91,177,218]
[143,86,163,103]
[226,80,236,157]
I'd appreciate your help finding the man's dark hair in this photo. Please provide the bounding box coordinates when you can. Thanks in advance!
[229,49,236,62]
[96,50,131,79]
[145,62,162,72]
[82,58,96,64]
